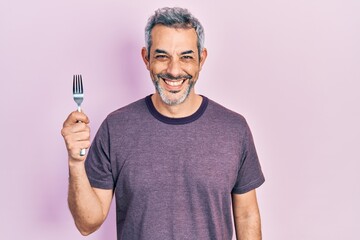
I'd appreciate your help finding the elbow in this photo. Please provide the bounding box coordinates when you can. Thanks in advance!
[80,231,94,236]
[79,230,92,236]
[75,220,102,236]
[77,225,99,236]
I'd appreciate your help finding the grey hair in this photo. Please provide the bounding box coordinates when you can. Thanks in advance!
[145,7,205,59]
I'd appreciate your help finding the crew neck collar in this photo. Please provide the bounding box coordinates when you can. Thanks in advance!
[145,94,208,125]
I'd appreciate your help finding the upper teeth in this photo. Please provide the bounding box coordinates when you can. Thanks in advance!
[164,79,183,86]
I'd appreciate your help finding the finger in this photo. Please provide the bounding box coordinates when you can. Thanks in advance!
[61,123,90,138]
[63,111,90,127]
[70,140,91,150]
[70,122,90,133]
[67,140,91,159]
[71,131,91,142]
[63,131,90,146]
[68,147,88,161]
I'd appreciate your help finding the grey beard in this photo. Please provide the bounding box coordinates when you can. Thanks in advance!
[154,79,195,106]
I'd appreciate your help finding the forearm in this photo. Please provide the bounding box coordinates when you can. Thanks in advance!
[234,212,262,240]
[232,191,262,240]
[68,161,105,235]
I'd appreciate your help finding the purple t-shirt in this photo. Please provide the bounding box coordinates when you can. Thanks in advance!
[85,95,265,240]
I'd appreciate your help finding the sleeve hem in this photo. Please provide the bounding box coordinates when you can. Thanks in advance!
[88,177,114,190]
[231,175,265,194]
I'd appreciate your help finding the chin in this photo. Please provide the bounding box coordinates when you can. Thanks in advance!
[160,91,189,106]
[154,78,195,106]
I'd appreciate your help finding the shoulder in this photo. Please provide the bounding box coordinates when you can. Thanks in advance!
[95,97,151,137]
[106,97,148,123]
[205,97,248,127]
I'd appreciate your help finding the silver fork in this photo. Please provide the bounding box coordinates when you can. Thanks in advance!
[73,75,86,156]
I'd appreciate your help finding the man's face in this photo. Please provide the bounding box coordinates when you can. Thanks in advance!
[142,25,206,106]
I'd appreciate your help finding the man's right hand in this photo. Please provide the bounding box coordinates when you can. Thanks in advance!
[61,111,91,163]
[61,111,112,236]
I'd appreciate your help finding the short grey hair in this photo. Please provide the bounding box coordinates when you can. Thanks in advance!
[145,7,205,59]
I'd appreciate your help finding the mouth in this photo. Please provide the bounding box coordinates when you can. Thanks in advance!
[162,78,187,87]
[156,73,192,93]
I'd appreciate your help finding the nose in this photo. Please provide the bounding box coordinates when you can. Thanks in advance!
[166,58,182,77]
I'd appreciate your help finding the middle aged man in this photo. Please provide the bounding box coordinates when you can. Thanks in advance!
[61,7,265,240]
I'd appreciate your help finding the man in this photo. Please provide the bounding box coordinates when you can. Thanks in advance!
[61,7,265,240]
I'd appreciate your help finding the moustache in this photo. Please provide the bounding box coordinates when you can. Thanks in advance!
[157,73,192,80]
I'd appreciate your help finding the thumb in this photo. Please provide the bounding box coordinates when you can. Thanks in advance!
[63,111,90,127]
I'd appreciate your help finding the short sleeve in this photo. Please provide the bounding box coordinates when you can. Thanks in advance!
[231,122,265,194]
[85,118,114,189]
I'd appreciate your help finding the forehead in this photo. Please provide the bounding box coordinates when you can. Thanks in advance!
[150,25,198,53]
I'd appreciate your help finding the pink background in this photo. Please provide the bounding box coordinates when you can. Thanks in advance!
[1,0,359,239]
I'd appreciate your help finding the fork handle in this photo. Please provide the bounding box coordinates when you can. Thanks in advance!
[77,107,86,156]
[77,119,87,156]
[80,148,86,156]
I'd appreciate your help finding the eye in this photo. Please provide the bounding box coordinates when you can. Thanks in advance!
[155,55,168,60]
[181,55,194,60]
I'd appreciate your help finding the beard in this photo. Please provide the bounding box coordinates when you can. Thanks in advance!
[153,73,195,106]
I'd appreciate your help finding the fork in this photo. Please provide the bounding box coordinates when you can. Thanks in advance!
[73,75,86,156]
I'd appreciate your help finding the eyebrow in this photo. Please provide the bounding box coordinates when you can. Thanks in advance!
[154,49,168,54]
[181,50,194,55]
[154,49,195,55]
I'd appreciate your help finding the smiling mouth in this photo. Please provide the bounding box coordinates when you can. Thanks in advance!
[162,78,187,87]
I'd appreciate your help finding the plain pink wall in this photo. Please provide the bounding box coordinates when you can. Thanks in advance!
[1,0,359,239]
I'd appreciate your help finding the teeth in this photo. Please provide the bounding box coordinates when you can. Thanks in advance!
[164,79,184,86]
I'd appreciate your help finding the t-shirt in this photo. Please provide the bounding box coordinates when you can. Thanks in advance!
[85,95,265,240]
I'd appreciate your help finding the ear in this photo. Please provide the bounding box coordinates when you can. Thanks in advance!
[199,48,208,71]
[141,47,150,70]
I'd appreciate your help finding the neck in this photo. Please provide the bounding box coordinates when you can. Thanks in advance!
[151,93,203,118]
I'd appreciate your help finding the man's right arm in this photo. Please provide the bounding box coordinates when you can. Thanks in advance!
[61,111,113,235]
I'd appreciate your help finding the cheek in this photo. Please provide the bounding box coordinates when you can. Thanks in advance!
[183,64,200,77]
[148,67,159,79]
[151,60,168,68]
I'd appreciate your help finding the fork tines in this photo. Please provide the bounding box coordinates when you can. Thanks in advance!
[72,74,86,156]
[73,75,83,94]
